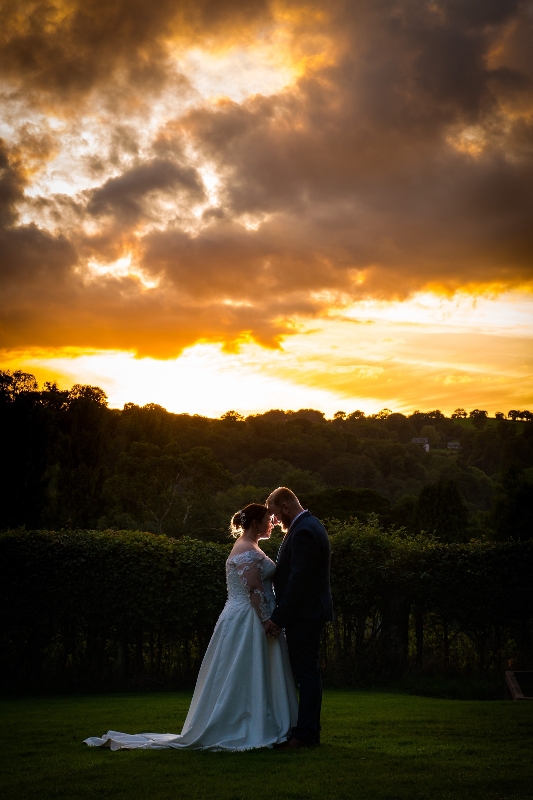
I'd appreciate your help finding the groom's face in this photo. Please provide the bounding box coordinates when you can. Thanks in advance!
[267,502,292,533]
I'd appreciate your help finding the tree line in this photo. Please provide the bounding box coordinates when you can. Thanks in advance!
[1,369,531,542]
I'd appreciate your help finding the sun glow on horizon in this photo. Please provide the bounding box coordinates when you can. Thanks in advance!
[9,345,343,418]
[4,291,532,419]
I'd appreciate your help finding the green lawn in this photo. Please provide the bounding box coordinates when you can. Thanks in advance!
[1,691,532,800]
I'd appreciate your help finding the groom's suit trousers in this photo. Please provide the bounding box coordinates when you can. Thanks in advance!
[284,618,324,745]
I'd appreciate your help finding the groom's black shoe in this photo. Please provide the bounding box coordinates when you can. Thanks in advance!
[274,737,317,750]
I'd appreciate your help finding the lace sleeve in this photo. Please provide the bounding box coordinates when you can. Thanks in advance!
[235,556,270,623]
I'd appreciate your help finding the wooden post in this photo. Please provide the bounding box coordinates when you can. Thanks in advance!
[505,671,533,700]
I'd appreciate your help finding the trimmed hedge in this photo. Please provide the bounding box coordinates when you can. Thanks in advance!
[1,525,532,691]
[0,530,227,690]
[325,519,533,681]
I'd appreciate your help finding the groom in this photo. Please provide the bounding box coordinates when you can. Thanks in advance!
[264,487,332,749]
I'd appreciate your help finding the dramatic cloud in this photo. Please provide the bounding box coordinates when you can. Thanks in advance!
[87,159,206,222]
[0,0,270,100]
[1,0,532,362]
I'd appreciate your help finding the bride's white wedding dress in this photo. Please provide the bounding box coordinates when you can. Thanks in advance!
[84,550,298,751]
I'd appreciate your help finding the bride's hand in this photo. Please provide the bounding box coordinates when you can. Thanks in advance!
[264,619,281,638]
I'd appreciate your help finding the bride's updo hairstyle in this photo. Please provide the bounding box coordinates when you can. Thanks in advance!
[230,503,269,536]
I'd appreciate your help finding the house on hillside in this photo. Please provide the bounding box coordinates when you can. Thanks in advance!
[447,441,461,450]
[412,437,430,452]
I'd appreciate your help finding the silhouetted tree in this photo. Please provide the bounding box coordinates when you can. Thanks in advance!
[415,480,468,542]
[303,487,392,524]
[0,369,38,400]
[469,409,488,430]
[105,444,232,536]
[221,410,245,422]
[452,408,467,419]
[492,467,533,541]
[374,408,392,419]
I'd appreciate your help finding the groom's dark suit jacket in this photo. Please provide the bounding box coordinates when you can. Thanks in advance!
[270,511,333,629]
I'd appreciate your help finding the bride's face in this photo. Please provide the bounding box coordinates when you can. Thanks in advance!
[256,513,273,540]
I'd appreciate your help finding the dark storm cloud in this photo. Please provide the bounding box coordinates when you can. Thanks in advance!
[87,159,205,222]
[1,0,532,357]
[172,0,533,296]
[0,224,76,288]
[0,139,77,289]
[0,145,22,227]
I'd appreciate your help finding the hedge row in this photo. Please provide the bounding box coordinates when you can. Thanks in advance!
[325,519,533,681]
[1,525,532,691]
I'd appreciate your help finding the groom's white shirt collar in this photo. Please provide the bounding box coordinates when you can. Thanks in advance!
[288,509,308,532]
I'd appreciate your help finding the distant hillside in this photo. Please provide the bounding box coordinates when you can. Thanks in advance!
[1,369,532,541]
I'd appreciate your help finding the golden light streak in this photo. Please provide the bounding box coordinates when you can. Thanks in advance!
[84,255,160,289]
[5,292,532,418]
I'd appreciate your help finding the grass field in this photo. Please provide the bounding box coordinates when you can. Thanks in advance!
[1,690,532,800]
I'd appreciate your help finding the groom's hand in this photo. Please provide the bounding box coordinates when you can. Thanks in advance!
[264,619,281,638]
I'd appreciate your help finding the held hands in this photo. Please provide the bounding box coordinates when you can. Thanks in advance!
[263,619,281,639]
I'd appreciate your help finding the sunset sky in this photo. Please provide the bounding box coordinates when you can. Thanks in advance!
[1,0,532,417]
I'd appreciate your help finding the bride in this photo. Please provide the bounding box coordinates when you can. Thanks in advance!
[84,503,298,751]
